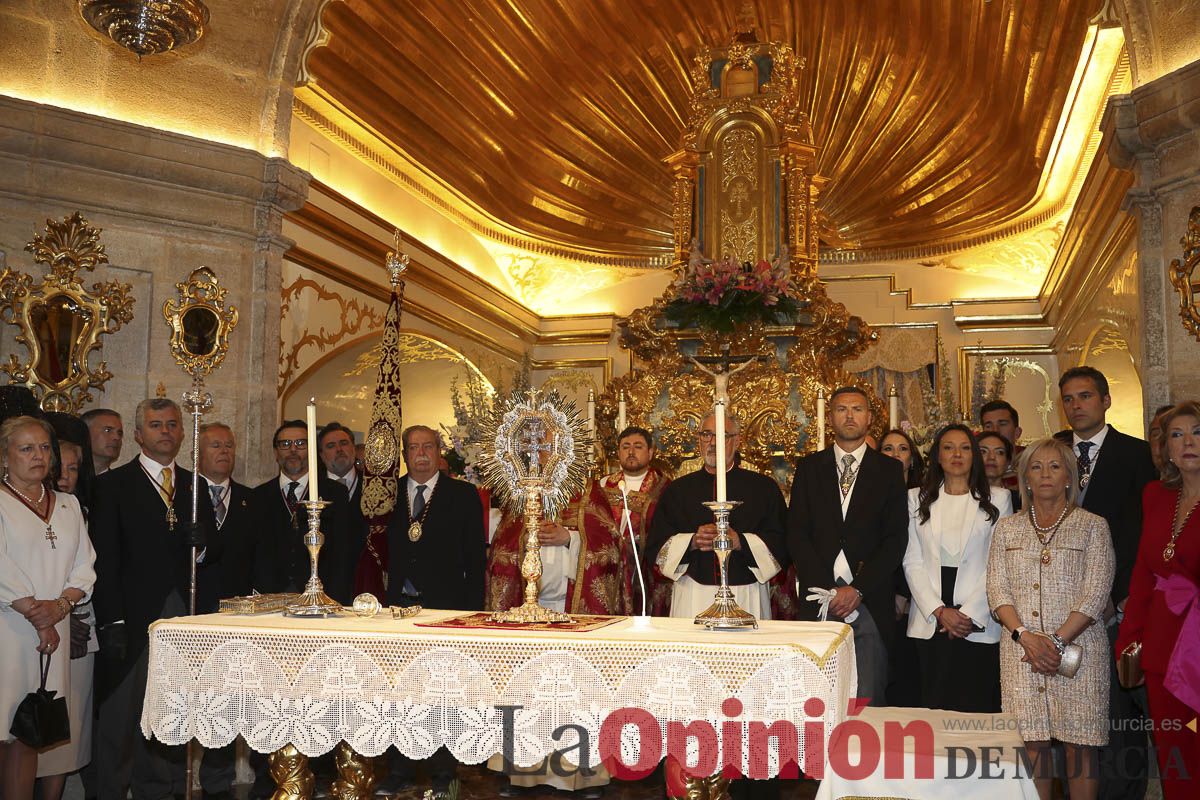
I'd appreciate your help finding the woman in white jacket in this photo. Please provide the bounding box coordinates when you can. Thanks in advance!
[903,424,1012,712]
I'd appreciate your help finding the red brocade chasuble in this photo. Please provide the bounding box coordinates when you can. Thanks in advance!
[486,481,632,615]
[600,467,670,616]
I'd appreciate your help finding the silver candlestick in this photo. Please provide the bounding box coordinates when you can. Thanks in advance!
[694,500,758,630]
[285,498,344,617]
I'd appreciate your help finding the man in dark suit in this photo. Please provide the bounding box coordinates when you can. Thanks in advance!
[319,421,368,578]
[385,424,486,612]
[92,398,215,800]
[319,421,362,507]
[385,424,485,796]
[195,422,256,603]
[193,421,255,800]
[1054,366,1156,800]
[788,386,908,707]
[250,420,358,606]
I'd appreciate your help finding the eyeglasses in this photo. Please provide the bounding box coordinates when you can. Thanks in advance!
[275,438,308,449]
[697,431,738,442]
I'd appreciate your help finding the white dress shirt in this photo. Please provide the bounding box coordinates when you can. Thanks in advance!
[138,453,177,494]
[406,471,440,513]
[328,469,357,498]
[278,472,309,500]
[832,441,868,585]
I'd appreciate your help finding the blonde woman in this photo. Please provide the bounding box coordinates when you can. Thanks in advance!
[987,437,1114,800]
[0,416,96,800]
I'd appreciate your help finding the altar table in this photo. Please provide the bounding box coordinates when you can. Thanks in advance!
[140,609,855,787]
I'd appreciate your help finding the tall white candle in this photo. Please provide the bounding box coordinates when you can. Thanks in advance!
[816,388,826,451]
[888,384,899,430]
[586,390,596,435]
[714,399,727,502]
[617,391,627,432]
[307,398,320,502]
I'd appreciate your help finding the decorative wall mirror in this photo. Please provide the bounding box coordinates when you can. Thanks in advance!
[0,212,135,412]
[163,267,238,379]
[1169,206,1200,342]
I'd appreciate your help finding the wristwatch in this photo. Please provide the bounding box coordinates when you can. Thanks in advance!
[1011,625,1027,642]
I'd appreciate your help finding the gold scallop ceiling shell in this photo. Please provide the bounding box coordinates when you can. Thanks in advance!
[306,0,1101,262]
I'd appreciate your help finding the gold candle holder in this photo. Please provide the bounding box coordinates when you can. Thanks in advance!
[490,478,571,624]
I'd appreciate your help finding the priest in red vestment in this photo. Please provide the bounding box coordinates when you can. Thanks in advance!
[599,426,671,616]
[486,480,631,616]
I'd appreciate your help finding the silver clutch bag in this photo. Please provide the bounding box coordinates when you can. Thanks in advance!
[1057,643,1083,678]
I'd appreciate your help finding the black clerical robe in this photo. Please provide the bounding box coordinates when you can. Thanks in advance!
[645,465,789,618]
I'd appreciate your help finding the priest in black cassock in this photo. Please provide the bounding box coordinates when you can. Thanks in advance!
[645,410,789,619]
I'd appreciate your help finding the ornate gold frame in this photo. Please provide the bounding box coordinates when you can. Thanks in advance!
[0,212,135,412]
[1169,206,1200,342]
[162,267,239,379]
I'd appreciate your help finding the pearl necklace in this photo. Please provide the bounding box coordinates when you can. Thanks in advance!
[4,478,46,509]
[1030,503,1072,565]
[3,479,57,549]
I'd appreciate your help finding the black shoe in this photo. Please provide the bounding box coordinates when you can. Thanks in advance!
[581,788,605,799]
[204,792,234,800]
[498,781,525,798]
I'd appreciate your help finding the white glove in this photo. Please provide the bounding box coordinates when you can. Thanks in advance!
[806,586,858,623]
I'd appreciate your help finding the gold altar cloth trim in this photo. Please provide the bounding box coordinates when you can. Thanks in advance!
[140,609,856,774]
[413,611,624,633]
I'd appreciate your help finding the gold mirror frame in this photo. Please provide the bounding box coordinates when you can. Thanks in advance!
[0,212,135,412]
[1169,206,1200,342]
[163,267,238,379]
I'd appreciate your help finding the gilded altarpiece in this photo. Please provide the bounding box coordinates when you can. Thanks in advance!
[600,20,876,486]
[666,23,823,275]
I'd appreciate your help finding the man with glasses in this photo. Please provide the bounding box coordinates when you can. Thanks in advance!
[645,410,788,620]
[250,420,357,605]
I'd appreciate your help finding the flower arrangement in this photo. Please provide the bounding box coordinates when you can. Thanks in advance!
[663,245,800,333]
[443,371,492,485]
[442,356,531,485]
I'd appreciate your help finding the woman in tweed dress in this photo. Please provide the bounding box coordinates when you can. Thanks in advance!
[987,437,1114,800]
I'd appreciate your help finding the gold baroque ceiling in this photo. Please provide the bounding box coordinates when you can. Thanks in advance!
[305,0,1102,265]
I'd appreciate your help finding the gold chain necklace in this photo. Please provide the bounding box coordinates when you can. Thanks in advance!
[1030,503,1072,565]
[1164,489,1200,562]
[407,480,437,542]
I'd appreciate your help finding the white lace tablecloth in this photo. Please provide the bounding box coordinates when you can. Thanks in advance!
[141,610,855,778]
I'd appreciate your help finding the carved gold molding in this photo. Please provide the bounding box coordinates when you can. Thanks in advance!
[0,212,135,412]
[278,276,384,391]
[1168,206,1200,341]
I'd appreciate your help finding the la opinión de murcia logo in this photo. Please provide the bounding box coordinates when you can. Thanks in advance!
[495,699,1195,787]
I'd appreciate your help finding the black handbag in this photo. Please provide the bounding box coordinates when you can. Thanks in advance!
[10,652,70,749]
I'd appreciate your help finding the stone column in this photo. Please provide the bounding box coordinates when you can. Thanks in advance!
[1104,58,1200,412]
[0,95,310,483]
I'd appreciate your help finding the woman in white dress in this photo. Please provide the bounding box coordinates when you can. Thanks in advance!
[0,416,96,800]
[36,439,99,798]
